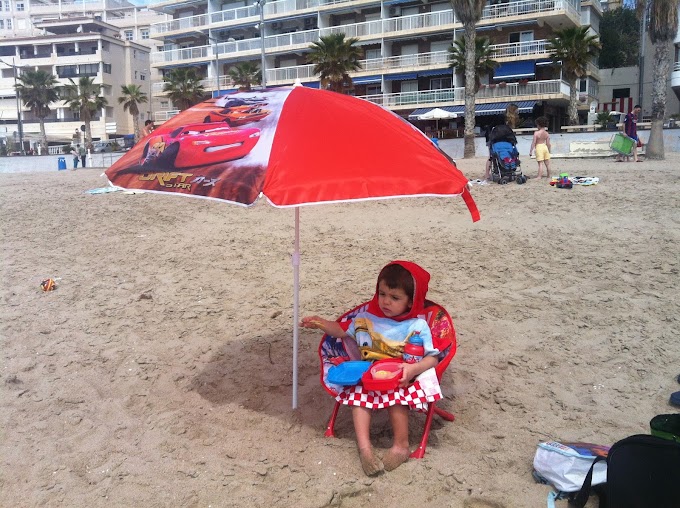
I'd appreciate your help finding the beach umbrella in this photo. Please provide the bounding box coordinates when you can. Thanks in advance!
[105,86,479,409]
[417,108,458,132]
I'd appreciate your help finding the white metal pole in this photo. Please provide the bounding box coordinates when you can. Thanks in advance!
[292,207,300,409]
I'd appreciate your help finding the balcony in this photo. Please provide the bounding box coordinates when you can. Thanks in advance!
[28,0,106,14]
[672,61,680,89]
[151,75,237,95]
[480,0,580,26]
[490,39,550,60]
[362,79,570,110]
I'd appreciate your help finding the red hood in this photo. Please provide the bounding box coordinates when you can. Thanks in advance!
[367,260,430,321]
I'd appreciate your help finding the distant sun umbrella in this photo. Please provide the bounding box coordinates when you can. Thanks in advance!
[418,108,458,133]
[105,86,480,409]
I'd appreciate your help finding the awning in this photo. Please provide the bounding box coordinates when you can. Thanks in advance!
[302,81,320,89]
[536,58,557,66]
[384,72,418,81]
[352,75,382,85]
[418,69,452,78]
[493,60,535,80]
[409,101,536,119]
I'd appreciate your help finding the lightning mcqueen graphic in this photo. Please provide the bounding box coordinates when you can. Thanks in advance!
[141,123,261,169]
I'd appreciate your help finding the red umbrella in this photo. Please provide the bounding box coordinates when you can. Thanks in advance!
[105,86,480,408]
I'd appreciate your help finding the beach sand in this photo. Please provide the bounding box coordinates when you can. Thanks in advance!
[2,155,679,507]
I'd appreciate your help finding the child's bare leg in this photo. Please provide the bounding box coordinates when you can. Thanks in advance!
[536,161,543,179]
[383,404,411,471]
[352,406,383,476]
[545,160,551,178]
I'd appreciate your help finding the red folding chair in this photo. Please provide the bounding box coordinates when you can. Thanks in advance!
[318,299,457,459]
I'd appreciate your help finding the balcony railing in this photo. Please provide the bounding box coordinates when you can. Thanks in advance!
[151,74,237,94]
[151,0,579,65]
[361,79,570,109]
[490,39,550,59]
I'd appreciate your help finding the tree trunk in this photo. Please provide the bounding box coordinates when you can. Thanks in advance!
[133,113,141,144]
[646,42,669,160]
[463,22,477,159]
[567,78,579,126]
[84,119,93,150]
[39,119,48,154]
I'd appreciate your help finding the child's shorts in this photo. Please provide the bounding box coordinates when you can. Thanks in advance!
[535,143,550,162]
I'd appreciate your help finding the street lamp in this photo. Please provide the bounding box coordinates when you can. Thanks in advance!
[255,0,267,88]
[1,58,25,154]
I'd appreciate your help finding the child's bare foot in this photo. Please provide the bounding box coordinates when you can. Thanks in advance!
[358,447,384,476]
[383,447,410,471]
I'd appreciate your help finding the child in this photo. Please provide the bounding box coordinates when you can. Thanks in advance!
[301,261,441,476]
[529,116,551,179]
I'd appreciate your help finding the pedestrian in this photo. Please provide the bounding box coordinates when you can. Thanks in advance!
[72,148,80,170]
[78,144,87,168]
[529,116,552,179]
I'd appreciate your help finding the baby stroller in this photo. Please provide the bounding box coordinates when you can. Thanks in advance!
[490,141,526,184]
[487,124,526,185]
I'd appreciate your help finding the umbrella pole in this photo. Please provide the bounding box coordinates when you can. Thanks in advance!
[292,206,300,409]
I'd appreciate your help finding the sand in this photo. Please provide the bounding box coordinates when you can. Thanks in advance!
[1,155,679,508]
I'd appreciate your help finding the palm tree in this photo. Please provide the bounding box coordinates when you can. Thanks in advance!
[162,68,206,111]
[15,69,59,153]
[641,0,678,160]
[64,76,108,149]
[307,33,362,93]
[228,62,262,92]
[548,26,601,126]
[450,0,487,158]
[448,36,498,93]
[118,84,147,144]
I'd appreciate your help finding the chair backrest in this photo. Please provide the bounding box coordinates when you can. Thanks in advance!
[318,300,457,396]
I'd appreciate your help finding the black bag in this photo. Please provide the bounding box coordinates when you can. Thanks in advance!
[571,434,680,508]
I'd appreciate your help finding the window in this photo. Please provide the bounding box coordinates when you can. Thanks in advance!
[0,20,4,29]
[160,100,169,110]
[6,18,11,29]
[79,63,98,76]
[56,65,78,78]
[612,88,630,99]
[141,29,149,39]
[578,78,587,93]
[366,84,381,95]
[365,49,381,60]
[401,80,418,92]
[16,2,24,11]
[103,63,111,74]
[124,30,133,41]
[140,73,146,81]
[509,31,534,43]
[430,77,451,89]
[134,70,138,79]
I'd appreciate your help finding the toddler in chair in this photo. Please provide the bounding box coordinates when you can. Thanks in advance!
[301,261,441,476]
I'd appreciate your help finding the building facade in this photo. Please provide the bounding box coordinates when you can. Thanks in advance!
[147,0,603,132]
[0,0,168,147]
[0,18,150,149]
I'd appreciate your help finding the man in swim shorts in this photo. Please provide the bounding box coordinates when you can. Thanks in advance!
[529,116,551,179]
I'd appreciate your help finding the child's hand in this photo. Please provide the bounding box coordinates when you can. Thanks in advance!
[398,363,417,388]
[300,316,326,329]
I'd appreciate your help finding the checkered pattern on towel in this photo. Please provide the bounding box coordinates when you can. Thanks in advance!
[335,368,442,411]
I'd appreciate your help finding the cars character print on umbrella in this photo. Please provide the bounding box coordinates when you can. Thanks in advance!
[105,86,480,408]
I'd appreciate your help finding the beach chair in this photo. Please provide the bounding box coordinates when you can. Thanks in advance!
[318,300,457,459]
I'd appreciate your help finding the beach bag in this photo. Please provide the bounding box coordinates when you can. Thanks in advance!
[533,441,609,507]
[570,434,680,508]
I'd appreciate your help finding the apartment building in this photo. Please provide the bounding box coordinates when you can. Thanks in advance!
[147,0,603,131]
[0,0,169,148]
[0,17,150,148]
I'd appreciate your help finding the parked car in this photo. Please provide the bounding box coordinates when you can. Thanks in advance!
[140,123,261,169]
[203,105,272,126]
[92,141,115,153]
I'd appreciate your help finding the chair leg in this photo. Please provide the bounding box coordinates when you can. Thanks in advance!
[325,401,341,438]
[410,402,455,459]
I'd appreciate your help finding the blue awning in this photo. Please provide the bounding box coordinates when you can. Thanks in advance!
[302,81,320,89]
[352,75,382,85]
[409,101,536,119]
[384,72,418,81]
[418,69,452,78]
[493,61,535,80]
[213,89,238,98]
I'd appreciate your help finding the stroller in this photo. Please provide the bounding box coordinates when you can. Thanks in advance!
[487,124,526,184]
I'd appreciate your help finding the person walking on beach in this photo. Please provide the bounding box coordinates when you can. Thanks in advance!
[616,105,642,163]
[72,148,79,170]
[301,261,442,476]
[78,144,87,168]
[529,116,552,179]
